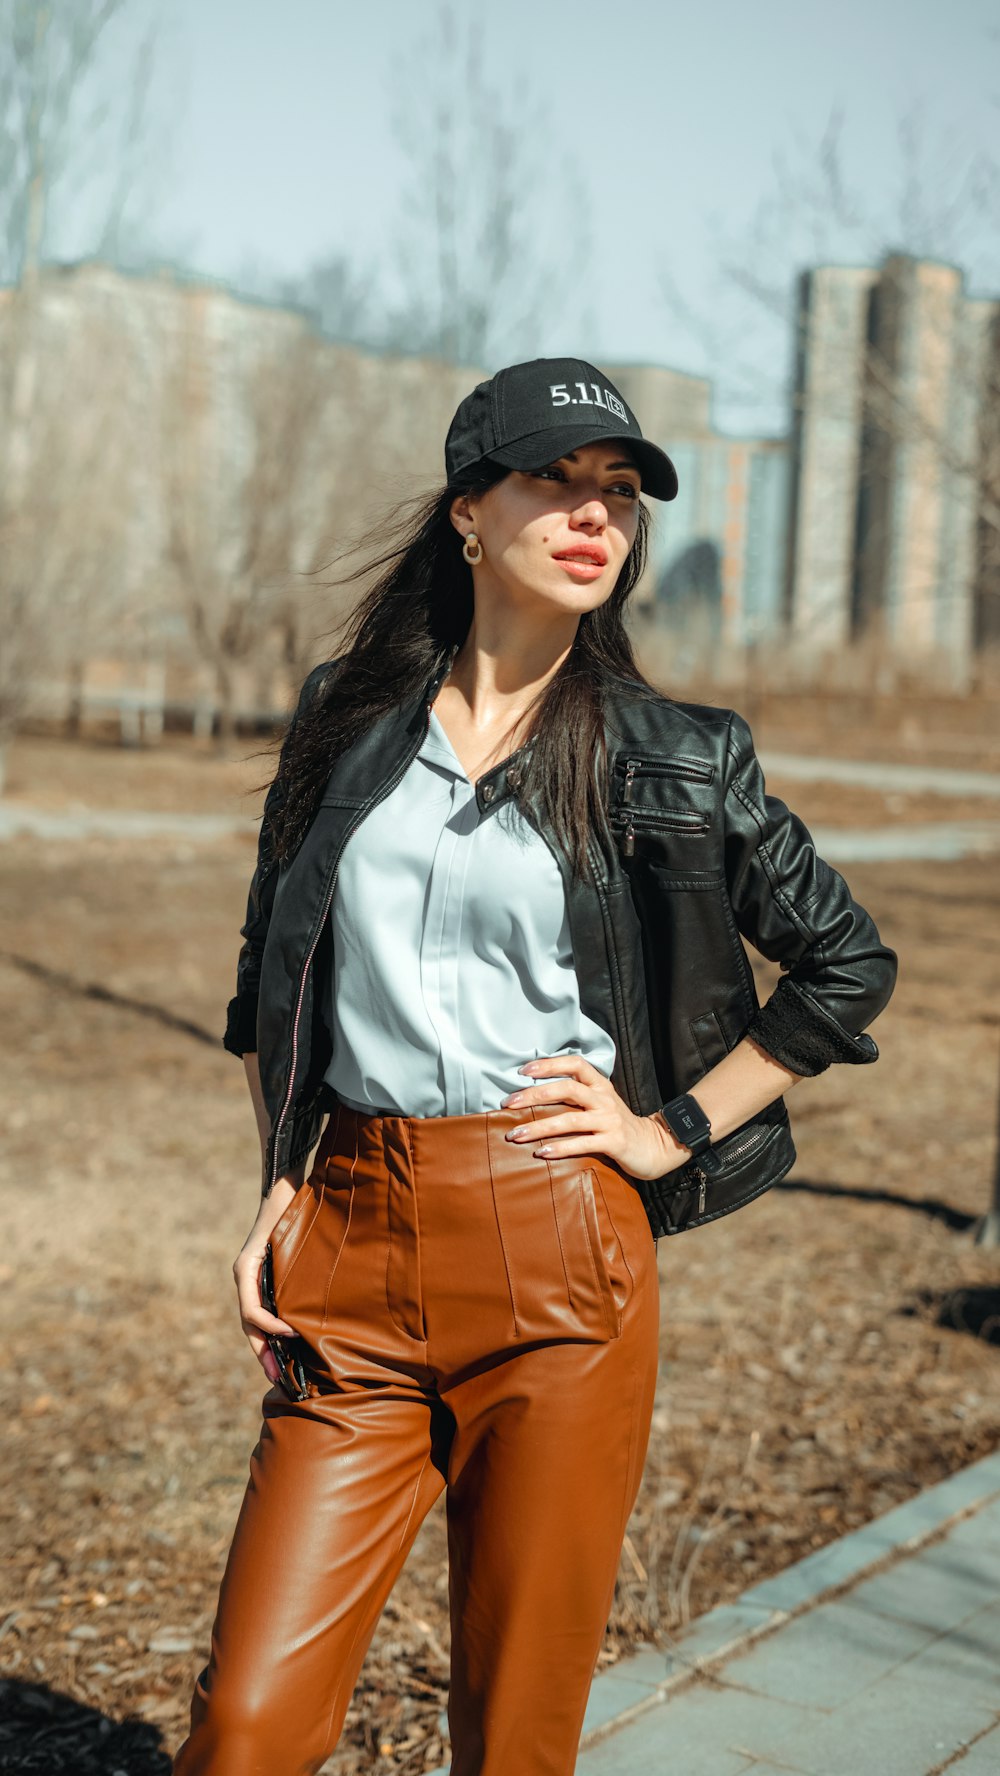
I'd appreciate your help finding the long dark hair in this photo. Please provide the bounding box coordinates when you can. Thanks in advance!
[268,463,670,882]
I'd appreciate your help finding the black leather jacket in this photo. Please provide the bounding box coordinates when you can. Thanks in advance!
[224,648,898,1239]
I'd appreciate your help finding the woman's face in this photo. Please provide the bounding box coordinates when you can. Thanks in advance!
[451,442,642,614]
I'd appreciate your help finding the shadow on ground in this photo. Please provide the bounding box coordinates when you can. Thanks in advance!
[0,1681,172,1775]
[899,1287,1000,1346]
[775,1175,978,1234]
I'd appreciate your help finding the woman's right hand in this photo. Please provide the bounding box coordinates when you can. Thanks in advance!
[233,1174,302,1385]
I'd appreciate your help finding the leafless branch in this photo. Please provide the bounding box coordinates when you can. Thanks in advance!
[380,0,585,365]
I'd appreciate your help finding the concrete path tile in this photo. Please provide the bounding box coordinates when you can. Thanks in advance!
[891,1598,1000,1697]
[580,1647,680,1734]
[595,1647,673,1688]
[842,1539,1000,1635]
[941,1497,1000,1556]
[578,1684,818,1774]
[726,1767,814,1775]
[715,1592,940,1709]
[580,1670,661,1735]
[733,1666,996,1776]
[657,1602,783,1669]
[947,1724,1000,1773]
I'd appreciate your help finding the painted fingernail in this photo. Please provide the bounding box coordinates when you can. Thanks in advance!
[534,1145,551,1156]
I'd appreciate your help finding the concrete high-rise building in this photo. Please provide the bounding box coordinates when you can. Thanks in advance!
[786,252,1000,685]
[650,436,790,646]
[854,256,995,674]
[786,265,877,652]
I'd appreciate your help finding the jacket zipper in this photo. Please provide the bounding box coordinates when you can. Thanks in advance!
[620,756,714,802]
[267,683,444,1192]
[585,832,640,1113]
[611,805,710,857]
[691,1122,775,1216]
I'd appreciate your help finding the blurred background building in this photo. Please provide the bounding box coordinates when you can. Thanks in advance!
[1,246,997,742]
[786,256,999,686]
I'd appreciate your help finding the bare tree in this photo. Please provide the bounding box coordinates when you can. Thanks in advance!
[237,325,353,698]
[0,0,160,780]
[163,310,351,745]
[1,286,134,747]
[271,5,584,370]
[379,2,587,367]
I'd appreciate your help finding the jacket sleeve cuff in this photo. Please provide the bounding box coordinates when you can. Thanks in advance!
[223,992,258,1058]
[744,978,879,1077]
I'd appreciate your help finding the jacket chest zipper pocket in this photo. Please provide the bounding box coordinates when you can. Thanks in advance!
[610,755,713,858]
[618,755,714,803]
[609,805,710,857]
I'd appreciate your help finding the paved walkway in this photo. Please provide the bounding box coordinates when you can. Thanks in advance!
[0,805,255,841]
[759,753,1000,799]
[0,803,997,861]
[575,1451,1000,1775]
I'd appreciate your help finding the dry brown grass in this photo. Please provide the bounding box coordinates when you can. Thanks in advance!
[1,728,998,1773]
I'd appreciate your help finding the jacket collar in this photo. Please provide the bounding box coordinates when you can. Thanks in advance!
[422,642,536,816]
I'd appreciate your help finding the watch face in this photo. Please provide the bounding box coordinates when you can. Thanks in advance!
[664,1096,710,1146]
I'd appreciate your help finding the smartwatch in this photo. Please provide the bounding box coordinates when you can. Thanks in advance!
[656,1093,723,1176]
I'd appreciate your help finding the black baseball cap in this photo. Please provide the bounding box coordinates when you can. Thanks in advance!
[445,356,679,501]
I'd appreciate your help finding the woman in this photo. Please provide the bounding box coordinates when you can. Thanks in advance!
[172,356,897,1776]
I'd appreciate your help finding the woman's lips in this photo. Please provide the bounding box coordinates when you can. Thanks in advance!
[553,551,607,580]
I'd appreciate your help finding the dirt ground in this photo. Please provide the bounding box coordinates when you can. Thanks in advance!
[1,709,999,1775]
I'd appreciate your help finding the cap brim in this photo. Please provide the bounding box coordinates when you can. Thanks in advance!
[486,423,678,501]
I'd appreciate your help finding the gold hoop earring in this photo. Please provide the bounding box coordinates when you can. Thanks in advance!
[462,531,483,566]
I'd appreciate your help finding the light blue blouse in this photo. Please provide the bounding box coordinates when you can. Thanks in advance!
[322,705,617,1116]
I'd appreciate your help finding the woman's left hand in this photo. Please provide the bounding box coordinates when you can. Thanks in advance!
[501,1054,690,1181]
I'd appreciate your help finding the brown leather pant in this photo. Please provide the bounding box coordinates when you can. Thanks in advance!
[172,1099,660,1776]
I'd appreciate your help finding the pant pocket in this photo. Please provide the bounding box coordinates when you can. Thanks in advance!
[580,1167,636,1337]
[588,1168,639,1330]
[269,1175,320,1261]
[263,1182,324,1402]
[546,1164,626,1343]
[273,1169,355,1348]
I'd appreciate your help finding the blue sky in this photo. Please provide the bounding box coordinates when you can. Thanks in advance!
[75,0,1000,434]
